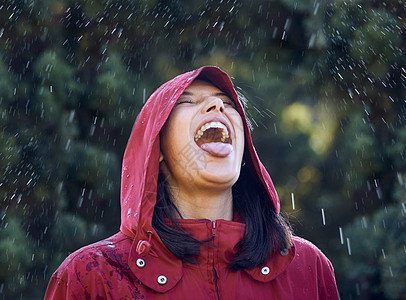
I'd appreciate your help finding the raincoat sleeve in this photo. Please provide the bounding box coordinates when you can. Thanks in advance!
[318,255,340,299]
[44,249,108,299]
[291,236,339,299]
[44,269,85,300]
[44,261,111,300]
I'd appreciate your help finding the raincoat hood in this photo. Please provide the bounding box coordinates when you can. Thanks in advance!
[120,66,280,239]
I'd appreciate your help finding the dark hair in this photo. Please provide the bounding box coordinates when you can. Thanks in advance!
[152,171,210,264]
[152,162,292,271]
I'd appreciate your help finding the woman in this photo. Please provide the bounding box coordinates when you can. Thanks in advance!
[45,66,339,299]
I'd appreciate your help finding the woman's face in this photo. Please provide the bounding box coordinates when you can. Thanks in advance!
[160,79,245,191]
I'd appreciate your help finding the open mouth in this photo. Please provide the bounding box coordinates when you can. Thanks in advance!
[194,121,231,145]
[194,121,233,157]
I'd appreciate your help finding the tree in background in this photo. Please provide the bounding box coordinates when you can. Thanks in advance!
[0,0,405,298]
[342,182,406,299]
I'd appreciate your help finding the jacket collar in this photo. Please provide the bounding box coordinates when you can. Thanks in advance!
[128,219,295,292]
[128,230,183,293]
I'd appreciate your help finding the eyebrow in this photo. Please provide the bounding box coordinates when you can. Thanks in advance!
[181,91,230,97]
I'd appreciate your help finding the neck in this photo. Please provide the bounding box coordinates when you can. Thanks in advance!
[168,185,233,221]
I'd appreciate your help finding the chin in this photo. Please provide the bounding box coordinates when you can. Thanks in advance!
[198,166,241,187]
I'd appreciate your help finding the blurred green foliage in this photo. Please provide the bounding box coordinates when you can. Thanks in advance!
[0,0,405,299]
[342,183,406,299]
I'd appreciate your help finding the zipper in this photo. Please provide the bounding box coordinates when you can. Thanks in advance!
[211,220,219,299]
[213,260,219,299]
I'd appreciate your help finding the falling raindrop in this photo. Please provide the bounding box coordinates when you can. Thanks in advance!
[56,182,63,195]
[389,266,393,277]
[376,188,382,199]
[313,3,320,15]
[397,172,404,185]
[355,283,360,296]
[89,125,96,136]
[272,27,278,38]
[347,88,353,99]
[68,110,75,123]
[321,208,326,225]
[308,33,316,49]
[284,18,291,31]
[346,238,352,255]
[65,139,71,151]
[77,196,83,208]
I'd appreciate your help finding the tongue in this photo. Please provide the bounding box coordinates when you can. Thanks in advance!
[200,142,233,157]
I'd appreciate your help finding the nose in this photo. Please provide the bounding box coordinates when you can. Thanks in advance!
[204,97,224,113]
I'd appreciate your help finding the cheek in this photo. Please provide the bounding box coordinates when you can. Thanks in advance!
[233,115,244,139]
[234,117,245,156]
[160,118,176,155]
[160,113,190,155]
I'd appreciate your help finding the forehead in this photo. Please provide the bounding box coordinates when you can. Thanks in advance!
[183,79,228,95]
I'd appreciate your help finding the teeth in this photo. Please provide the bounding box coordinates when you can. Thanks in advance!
[194,121,229,143]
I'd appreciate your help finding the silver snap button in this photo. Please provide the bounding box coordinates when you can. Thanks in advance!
[136,258,145,268]
[280,248,289,256]
[157,275,167,285]
[261,266,270,275]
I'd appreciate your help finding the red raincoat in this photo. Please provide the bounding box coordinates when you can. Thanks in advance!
[45,66,339,299]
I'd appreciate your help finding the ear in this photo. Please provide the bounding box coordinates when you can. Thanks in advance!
[159,152,164,163]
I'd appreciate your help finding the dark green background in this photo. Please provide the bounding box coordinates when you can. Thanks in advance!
[0,0,405,299]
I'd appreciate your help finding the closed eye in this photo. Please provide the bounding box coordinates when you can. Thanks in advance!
[223,101,236,109]
[176,99,194,105]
